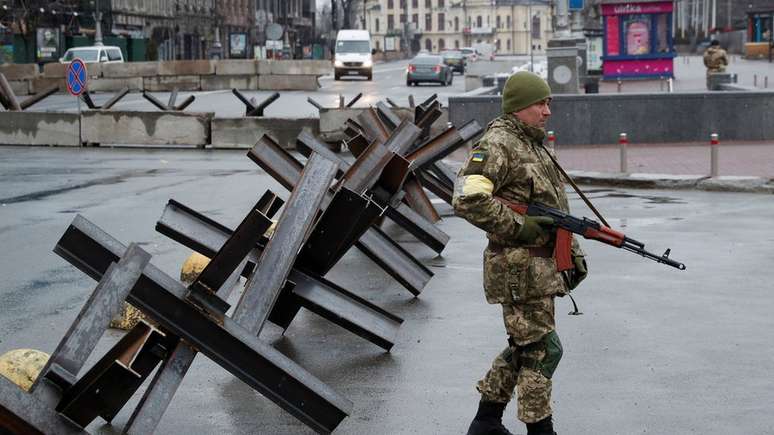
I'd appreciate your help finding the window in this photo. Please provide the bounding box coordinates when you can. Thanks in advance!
[412,14,418,24]
[507,16,511,29]
[438,13,445,31]
[507,39,511,51]
[454,17,459,31]
[623,14,651,55]
[532,16,541,39]
[425,14,432,31]
[496,39,500,50]
[412,0,418,7]
[454,39,459,49]
[388,14,394,30]
[476,16,482,27]
[387,0,393,9]
[376,40,381,50]
[400,14,407,23]
[438,0,444,7]
[439,38,445,50]
[425,38,432,51]
[400,0,406,8]
[425,0,431,8]
[496,15,501,29]
[376,18,380,32]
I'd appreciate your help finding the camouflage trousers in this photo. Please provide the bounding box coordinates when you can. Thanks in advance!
[476,296,558,424]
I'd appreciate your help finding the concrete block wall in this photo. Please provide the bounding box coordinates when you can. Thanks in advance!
[211,117,319,149]
[0,112,80,146]
[81,110,212,146]
[449,92,774,145]
[3,59,329,95]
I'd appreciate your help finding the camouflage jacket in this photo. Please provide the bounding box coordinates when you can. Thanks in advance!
[453,114,584,303]
[703,47,728,72]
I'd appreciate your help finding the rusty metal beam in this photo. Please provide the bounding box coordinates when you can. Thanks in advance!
[19,85,59,110]
[357,107,390,143]
[54,215,353,434]
[0,375,87,434]
[407,120,482,170]
[233,152,340,335]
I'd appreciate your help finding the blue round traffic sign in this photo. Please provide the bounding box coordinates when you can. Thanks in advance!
[66,58,88,96]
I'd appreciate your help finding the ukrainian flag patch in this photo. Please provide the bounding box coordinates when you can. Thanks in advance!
[471,152,485,162]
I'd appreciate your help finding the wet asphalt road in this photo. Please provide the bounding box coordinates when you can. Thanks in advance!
[0,146,773,435]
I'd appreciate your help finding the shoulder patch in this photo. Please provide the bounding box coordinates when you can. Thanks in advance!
[471,152,486,162]
[463,150,488,175]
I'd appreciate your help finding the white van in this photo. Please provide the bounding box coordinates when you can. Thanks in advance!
[60,45,124,64]
[334,30,373,81]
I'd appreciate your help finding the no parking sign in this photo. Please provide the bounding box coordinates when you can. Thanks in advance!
[66,58,87,96]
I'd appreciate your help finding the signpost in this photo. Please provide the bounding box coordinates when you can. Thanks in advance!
[66,58,87,145]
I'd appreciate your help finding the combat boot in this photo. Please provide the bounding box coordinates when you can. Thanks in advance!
[466,401,514,435]
[525,414,556,435]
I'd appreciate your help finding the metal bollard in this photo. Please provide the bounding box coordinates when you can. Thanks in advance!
[766,76,769,88]
[660,77,664,91]
[547,131,556,148]
[710,133,719,177]
[617,79,622,93]
[667,77,674,93]
[754,74,758,87]
[619,133,628,173]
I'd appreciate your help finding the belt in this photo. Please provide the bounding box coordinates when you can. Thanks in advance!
[487,241,553,258]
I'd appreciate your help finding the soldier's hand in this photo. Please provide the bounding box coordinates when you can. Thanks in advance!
[568,255,588,290]
[515,216,554,244]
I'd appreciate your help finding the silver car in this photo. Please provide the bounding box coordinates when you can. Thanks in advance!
[406,55,453,86]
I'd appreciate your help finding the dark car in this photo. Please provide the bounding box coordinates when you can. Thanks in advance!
[406,55,453,86]
[441,50,466,74]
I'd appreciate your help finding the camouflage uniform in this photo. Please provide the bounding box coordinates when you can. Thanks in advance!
[703,46,729,73]
[453,113,584,424]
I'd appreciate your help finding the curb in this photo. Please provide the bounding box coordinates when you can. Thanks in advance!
[566,171,774,194]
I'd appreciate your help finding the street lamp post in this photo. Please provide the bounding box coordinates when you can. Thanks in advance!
[93,0,103,46]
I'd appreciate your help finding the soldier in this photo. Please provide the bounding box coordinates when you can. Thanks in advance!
[703,40,729,74]
[453,71,588,435]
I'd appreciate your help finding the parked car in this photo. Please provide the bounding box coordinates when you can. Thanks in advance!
[441,50,466,74]
[59,45,124,64]
[460,47,479,63]
[406,55,453,86]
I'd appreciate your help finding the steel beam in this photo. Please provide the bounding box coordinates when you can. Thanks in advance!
[0,375,87,435]
[248,136,434,293]
[407,120,482,170]
[31,244,151,401]
[155,199,404,350]
[416,170,453,205]
[233,153,339,335]
[54,216,353,434]
[357,107,390,143]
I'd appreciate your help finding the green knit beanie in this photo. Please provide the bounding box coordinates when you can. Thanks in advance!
[501,71,551,114]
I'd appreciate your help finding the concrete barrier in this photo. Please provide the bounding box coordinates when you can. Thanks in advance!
[88,77,144,92]
[201,75,259,91]
[0,112,80,146]
[8,80,30,96]
[319,107,448,142]
[261,60,331,76]
[0,64,38,81]
[258,75,319,91]
[210,117,319,149]
[158,60,215,76]
[102,62,159,78]
[449,91,774,145]
[81,110,212,146]
[215,60,258,76]
[30,77,65,94]
[143,75,201,92]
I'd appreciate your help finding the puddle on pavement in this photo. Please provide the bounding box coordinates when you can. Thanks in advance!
[570,189,686,205]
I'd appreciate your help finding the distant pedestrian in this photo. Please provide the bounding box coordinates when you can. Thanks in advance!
[454,71,588,435]
[703,40,729,74]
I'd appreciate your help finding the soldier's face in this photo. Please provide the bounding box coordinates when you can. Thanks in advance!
[515,99,552,128]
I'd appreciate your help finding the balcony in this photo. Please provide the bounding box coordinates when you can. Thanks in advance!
[468,26,495,35]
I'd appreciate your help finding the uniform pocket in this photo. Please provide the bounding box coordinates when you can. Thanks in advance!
[483,248,513,304]
[503,248,529,302]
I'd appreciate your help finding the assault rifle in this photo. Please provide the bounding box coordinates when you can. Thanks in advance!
[504,201,686,271]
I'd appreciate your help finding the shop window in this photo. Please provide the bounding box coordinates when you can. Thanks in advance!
[623,14,651,55]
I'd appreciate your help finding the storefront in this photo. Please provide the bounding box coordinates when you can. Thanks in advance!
[601,1,675,79]
[747,10,773,43]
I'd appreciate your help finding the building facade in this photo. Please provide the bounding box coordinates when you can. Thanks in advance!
[255,0,316,58]
[361,0,551,55]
